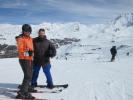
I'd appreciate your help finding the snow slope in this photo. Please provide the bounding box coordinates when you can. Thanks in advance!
[0,56,133,100]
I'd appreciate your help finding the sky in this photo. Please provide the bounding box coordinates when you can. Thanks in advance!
[0,0,133,25]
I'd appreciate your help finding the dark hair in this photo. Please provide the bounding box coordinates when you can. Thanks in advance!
[22,24,32,33]
[113,46,116,48]
[39,28,45,33]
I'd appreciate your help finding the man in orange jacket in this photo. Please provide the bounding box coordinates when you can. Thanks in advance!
[15,24,35,99]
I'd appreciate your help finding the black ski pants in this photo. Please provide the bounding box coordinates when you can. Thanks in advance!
[111,54,116,61]
[19,59,33,93]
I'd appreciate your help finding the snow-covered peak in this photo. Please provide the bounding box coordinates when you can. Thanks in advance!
[113,13,133,27]
[0,13,133,46]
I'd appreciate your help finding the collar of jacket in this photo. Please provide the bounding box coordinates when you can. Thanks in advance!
[23,34,31,38]
[16,34,30,39]
[37,35,47,41]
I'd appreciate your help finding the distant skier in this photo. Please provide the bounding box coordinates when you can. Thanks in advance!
[31,28,56,89]
[65,56,67,60]
[126,52,129,56]
[15,24,35,99]
[110,46,117,62]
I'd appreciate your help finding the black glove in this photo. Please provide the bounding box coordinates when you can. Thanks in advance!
[28,50,33,56]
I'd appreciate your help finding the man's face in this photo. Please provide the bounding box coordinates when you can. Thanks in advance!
[38,31,45,37]
[23,31,30,36]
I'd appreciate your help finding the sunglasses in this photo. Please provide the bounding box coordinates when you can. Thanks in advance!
[23,31,31,33]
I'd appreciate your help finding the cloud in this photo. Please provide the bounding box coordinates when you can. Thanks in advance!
[48,0,133,14]
[0,0,133,24]
[1,0,133,16]
[0,0,27,8]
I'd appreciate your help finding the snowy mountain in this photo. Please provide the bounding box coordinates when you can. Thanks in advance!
[0,13,133,60]
[0,13,132,44]
[0,22,104,44]
[113,13,133,27]
[102,13,133,51]
[56,13,133,60]
[103,13,133,35]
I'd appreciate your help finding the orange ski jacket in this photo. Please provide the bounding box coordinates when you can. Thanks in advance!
[16,34,34,60]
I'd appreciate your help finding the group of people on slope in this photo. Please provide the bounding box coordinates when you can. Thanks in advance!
[15,24,56,99]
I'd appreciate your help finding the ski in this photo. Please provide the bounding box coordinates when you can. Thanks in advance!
[16,84,68,93]
[18,84,68,89]
[0,88,49,100]
[36,84,68,88]
[9,88,63,93]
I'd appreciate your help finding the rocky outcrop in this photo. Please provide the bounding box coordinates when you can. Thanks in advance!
[0,38,80,58]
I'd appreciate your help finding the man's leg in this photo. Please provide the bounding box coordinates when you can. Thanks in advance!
[111,55,115,62]
[43,64,53,88]
[31,65,41,87]
[111,56,113,62]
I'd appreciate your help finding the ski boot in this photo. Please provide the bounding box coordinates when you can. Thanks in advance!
[16,91,35,99]
[28,86,37,93]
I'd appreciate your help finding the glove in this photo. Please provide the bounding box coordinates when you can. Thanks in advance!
[28,50,33,56]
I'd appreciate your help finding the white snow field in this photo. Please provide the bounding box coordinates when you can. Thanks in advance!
[0,56,133,100]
